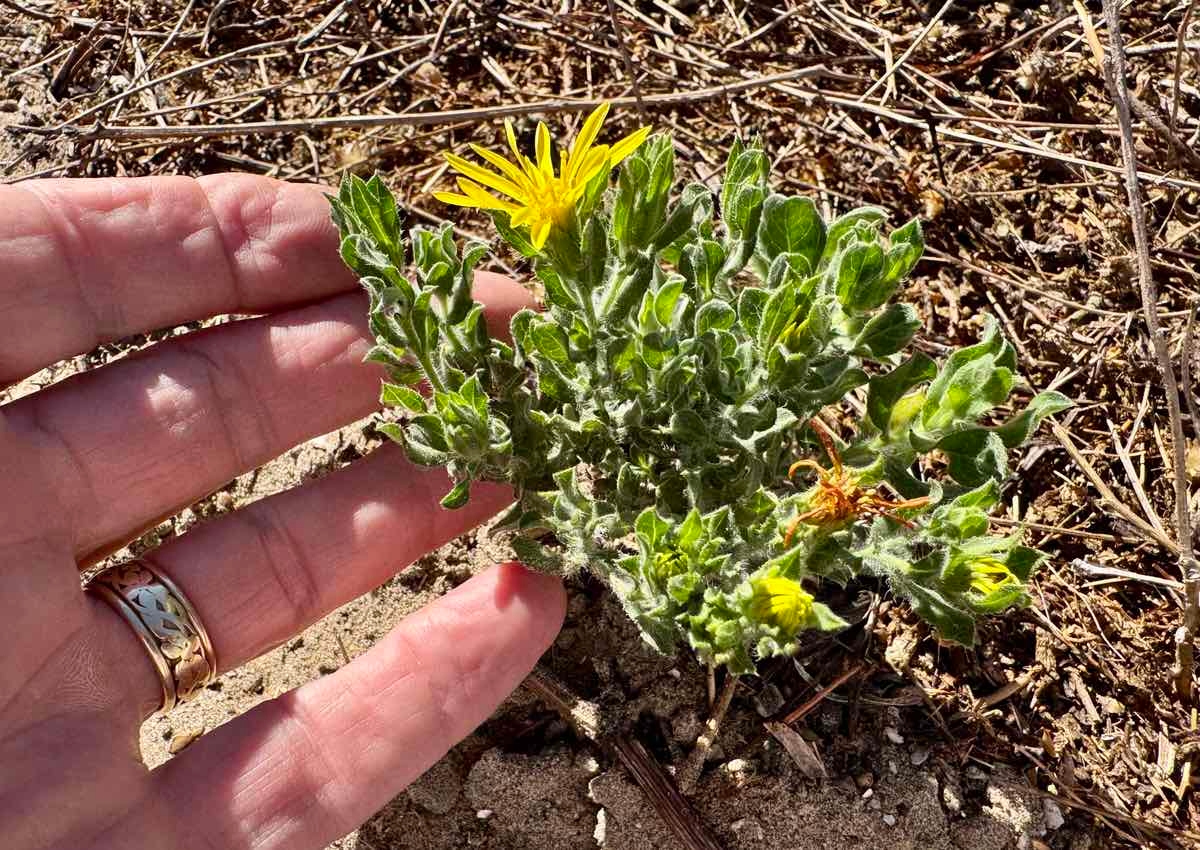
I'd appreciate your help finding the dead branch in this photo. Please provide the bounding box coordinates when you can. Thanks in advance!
[1101,0,1199,701]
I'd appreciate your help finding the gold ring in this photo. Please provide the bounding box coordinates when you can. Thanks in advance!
[86,559,217,713]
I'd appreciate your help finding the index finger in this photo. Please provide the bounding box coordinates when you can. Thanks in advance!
[0,174,359,384]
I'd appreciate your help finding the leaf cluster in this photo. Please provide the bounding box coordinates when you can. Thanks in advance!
[330,139,1069,672]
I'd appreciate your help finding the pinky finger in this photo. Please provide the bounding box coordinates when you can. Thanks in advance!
[156,563,565,850]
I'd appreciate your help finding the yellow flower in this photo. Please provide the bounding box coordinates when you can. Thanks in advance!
[434,103,650,249]
[653,547,687,582]
[749,576,814,635]
[968,557,1018,596]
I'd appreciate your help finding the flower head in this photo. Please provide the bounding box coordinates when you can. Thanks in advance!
[783,419,929,545]
[434,103,650,249]
[749,575,814,635]
[967,556,1019,597]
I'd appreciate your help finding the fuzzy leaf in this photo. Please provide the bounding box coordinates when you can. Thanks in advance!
[867,352,937,432]
[854,302,921,358]
[381,383,425,412]
[757,194,825,274]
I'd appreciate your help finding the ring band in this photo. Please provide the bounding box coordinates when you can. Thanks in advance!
[86,559,217,712]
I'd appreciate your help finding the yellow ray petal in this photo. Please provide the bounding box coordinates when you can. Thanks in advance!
[535,122,553,176]
[566,103,609,178]
[504,120,521,158]
[531,218,552,249]
[455,178,519,213]
[567,147,610,202]
[433,191,478,207]
[470,143,533,193]
[608,126,651,166]
[576,145,610,185]
[444,152,524,201]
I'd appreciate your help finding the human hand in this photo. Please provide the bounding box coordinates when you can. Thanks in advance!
[0,175,566,850]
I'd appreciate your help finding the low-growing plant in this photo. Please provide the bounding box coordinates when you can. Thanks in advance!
[329,105,1070,674]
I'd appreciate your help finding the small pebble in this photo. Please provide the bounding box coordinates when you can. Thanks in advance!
[884,726,905,744]
[882,814,897,827]
[910,746,930,766]
[244,674,265,695]
[476,809,493,820]
[964,765,989,782]
[594,809,607,845]
[753,683,785,717]
[730,817,764,842]
[1043,799,1066,830]
[169,729,202,754]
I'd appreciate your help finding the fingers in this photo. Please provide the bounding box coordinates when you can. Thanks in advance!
[0,174,357,385]
[1,273,530,561]
[158,563,565,850]
[100,441,518,714]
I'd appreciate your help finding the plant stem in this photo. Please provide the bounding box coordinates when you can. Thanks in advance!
[678,672,738,793]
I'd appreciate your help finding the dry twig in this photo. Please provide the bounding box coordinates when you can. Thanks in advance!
[1101,0,1199,700]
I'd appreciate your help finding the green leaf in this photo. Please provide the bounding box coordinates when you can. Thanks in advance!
[694,300,736,335]
[936,429,1009,487]
[834,239,889,313]
[757,194,825,273]
[921,320,1016,432]
[883,218,924,285]
[400,415,451,466]
[820,207,886,269]
[903,582,976,646]
[536,266,578,311]
[993,391,1072,448]
[757,278,803,351]
[737,287,770,338]
[676,508,704,551]
[867,353,937,432]
[680,239,725,297]
[720,138,769,227]
[854,302,921,358]
[670,410,710,445]
[440,479,471,508]
[459,374,488,418]
[530,321,572,365]
[651,182,712,251]
[635,507,672,555]
[581,216,609,294]
[511,535,565,574]
[654,278,687,327]
[810,602,849,632]
[492,211,539,258]
[614,134,675,252]
[376,421,405,444]
[380,383,425,412]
